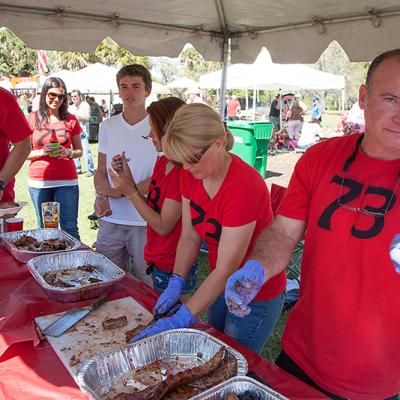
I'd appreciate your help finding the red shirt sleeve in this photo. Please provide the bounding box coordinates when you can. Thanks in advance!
[164,166,182,202]
[0,89,32,143]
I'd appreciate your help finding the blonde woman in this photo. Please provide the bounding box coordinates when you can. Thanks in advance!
[132,103,286,353]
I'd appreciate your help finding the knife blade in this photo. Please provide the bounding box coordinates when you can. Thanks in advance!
[142,300,183,331]
[42,294,107,337]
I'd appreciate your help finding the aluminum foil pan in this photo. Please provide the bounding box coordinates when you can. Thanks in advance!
[0,228,81,263]
[27,250,125,302]
[191,376,289,400]
[77,328,248,400]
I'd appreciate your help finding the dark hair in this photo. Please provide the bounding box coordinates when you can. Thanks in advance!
[36,77,68,129]
[116,64,152,92]
[147,97,185,141]
[71,89,81,96]
[366,49,400,87]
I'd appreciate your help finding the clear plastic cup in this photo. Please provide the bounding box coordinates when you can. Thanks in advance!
[41,202,60,229]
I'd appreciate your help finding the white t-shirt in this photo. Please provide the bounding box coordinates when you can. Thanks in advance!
[98,113,157,226]
[69,102,90,134]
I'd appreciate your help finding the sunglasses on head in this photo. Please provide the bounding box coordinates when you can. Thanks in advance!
[47,92,65,100]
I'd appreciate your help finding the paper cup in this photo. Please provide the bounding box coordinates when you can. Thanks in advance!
[5,217,24,232]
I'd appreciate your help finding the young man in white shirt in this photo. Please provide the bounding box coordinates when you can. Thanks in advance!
[94,65,158,285]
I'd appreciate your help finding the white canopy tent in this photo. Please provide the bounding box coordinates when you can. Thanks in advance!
[1,1,399,114]
[167,77,200,92]
[200,49,345,91]
[49,63,169,95]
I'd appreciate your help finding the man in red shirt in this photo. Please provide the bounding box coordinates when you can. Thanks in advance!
[0,88,31,202]
[225,49,400,399]
[227,95,241,120]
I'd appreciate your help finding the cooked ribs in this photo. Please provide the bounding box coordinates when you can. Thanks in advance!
[112,346,230,400]
[43,264,102,288]
[125,325,146,343]
[13,235,70,252]
[102,316,128,330]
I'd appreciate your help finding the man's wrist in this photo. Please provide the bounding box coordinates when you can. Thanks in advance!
[95,192,107,199]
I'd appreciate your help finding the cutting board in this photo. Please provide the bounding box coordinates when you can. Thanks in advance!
[35,296,152,381]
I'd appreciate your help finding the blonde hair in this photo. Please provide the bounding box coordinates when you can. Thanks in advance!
[162,103,234,165]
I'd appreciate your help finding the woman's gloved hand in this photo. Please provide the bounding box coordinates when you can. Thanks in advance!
[153,274,185,317]
[130,304,197,343]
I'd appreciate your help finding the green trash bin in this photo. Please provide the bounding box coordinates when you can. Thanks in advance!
[227,121,273,178]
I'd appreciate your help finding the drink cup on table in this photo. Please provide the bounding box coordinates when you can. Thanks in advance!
[5,217,24,232]
[41,202,60,229]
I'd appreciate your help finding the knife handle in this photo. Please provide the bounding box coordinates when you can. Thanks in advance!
[90,293,107,311]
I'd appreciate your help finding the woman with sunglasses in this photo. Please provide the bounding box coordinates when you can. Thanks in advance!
[131,103,286,353]
[26,77,83,239]
[108,97,198,295]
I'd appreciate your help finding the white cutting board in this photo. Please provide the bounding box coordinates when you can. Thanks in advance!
[35,297,152,381]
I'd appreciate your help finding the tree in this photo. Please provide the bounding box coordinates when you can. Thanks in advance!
[0,29,37,77]
[179,45,221,81]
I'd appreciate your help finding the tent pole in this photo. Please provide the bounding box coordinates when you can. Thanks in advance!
[341,88,345,111]
[219,36,229,119]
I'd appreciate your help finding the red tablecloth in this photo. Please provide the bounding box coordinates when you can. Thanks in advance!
[0,246,327,399]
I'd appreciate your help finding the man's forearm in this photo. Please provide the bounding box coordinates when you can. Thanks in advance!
[94,170,122,198]
[250,216,305,280]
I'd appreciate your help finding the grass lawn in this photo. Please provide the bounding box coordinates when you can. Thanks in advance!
[13,141,288,362]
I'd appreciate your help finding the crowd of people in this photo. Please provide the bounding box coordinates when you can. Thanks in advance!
[1,48,400,399]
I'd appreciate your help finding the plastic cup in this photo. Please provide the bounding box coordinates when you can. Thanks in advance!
[41,202,60,229]
[5,217,24,232]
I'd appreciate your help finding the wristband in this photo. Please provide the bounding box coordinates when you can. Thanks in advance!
[127,191,140,201]
[95,192,106,199]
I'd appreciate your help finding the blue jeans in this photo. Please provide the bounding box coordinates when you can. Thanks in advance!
[208,293,284,353]
[74,132,95,173]
[29,185,80,240]
[149,261,199,294]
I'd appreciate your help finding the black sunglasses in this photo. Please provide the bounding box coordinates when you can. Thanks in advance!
[190,142,213,164]
[47,92,65,100]
[337,134,398,217]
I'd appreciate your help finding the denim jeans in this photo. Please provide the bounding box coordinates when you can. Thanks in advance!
[74,132,95,173]
[28,185,80,240]
[208,293,284,353]
[148,261,199,294]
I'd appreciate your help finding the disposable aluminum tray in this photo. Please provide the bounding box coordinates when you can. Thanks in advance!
[0,228,81,263]
[27,250,125,302]
[77,328,248,400]
[191,376,289,400]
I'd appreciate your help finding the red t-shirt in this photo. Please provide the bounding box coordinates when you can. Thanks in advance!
[0,89,32,201]
[27,112,81,181]
[181,154,286,301]
[278,134,400,399]
[227,99,240,117]
[144,156,182,270]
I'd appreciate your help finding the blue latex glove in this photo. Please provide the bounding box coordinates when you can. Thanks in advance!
[153,274,185,316]
[225,260,266,317]
[130,303,198,343]
[390,234,400,274]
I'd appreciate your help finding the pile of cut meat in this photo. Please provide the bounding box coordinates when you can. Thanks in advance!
[43,265,103,288]
[13,234,70,252]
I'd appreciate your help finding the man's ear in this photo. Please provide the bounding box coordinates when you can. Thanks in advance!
[359,84,368,110]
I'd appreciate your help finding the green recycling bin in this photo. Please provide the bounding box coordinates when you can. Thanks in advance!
[227,121,273,178]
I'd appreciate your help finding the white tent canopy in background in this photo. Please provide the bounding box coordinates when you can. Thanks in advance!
[1,1,400,63]
[166,77,200,92]
[48,63,169,94]
[200,49,345,91]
